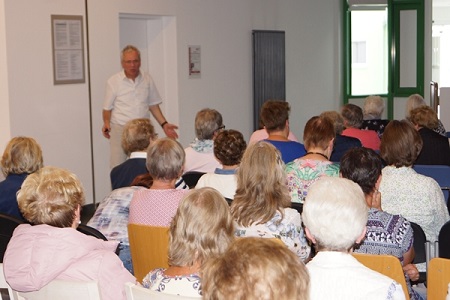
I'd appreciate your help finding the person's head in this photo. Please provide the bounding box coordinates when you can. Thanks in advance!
[17,166,85,228]
[194,108,224,140]
[121,45,141,80]
[380,120,422,167]
[231,141,291,227]
[168,187,234,268]
[1,136,43,177]
[341,103,364,129]
[406,93,427,118]
[303,116,335,153]
[121,118,156,155]
[146,138,185,181]
[340,147,382,196]
[260,100,290,133]
[202,237,310,300]
[214,130,247,166]
[363,95,385,120]
[320,111,345,134]
[409,106,439,130]
[302,177,368,251]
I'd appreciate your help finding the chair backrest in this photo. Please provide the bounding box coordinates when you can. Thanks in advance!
[427,257,450,300]
[439,220,450,259]
[352,253,410,300]
[128,224,169,282]
[10,279,101,300]
[76,224,108,241]
[0,263,14,300]
[0,213,24,263]
[413,164,450,206]
[124,282,200,300]
[410,222,427,264]
[181,171,205,189]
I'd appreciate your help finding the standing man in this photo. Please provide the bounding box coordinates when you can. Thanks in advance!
[102,45,178,168]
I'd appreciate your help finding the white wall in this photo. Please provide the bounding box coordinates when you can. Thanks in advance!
[87,0,342,201]
[2,0,94,201]
[1,0,399,204]
[0,0,10,181]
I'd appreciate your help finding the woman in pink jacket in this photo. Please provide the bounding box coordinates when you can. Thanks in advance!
[3,166,135,300]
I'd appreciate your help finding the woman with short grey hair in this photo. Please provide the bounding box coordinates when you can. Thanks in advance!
[129,138,189,227]
[362,95,390,138]
[184,108,224,173]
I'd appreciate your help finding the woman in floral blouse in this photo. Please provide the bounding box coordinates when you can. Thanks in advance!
[285,115,340,203]
[230,141,311,261]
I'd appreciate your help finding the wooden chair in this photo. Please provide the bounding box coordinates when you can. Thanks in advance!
[10,279,101,300]
[128,224,169,282]
[352,253,410,300]
[0,263,13,300]
[427,257,450,300]
[124,282,200,300]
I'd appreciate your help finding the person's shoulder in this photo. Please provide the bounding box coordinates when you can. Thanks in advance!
[107,70,125,81]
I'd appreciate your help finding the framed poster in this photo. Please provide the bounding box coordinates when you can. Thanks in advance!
[51,15,85,84]
[189,45,201,78]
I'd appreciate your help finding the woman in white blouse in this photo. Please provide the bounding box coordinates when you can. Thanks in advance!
[379,120,449,245]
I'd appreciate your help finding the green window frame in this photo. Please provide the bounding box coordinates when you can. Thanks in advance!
[343,0,425,120]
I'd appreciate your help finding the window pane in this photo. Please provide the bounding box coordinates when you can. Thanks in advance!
[351,9,388,95]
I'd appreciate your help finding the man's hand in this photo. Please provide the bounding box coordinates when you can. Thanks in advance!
[163,123,179,139]
[102,124,111,139]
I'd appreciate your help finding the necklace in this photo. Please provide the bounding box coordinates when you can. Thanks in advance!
[305,152,329,160]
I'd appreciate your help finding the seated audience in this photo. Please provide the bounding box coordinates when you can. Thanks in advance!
[129,138,189,226]
[195,129,246,199]
[409,106,450,166]
[231,141,311,261]
[320,110,361,162]
[285,116,340,203]
[0,136,43,220]
[3,166,135,300]
[406,93,447,137]
[379,120,449,258]
[202,237,310,300]
[341,103,381,150]
[303,177,405,299]
[258,100,305,164]
[142,187,234,297]
[110,118,187,190]
[184,108,223,173]
[88,173,153,274]
[362,95,390,138]
[340,147,421,300]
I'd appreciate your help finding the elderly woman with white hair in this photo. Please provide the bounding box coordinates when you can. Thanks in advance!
[362,95,390,138]
[183,108,224,173]
[303,177,405,299]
